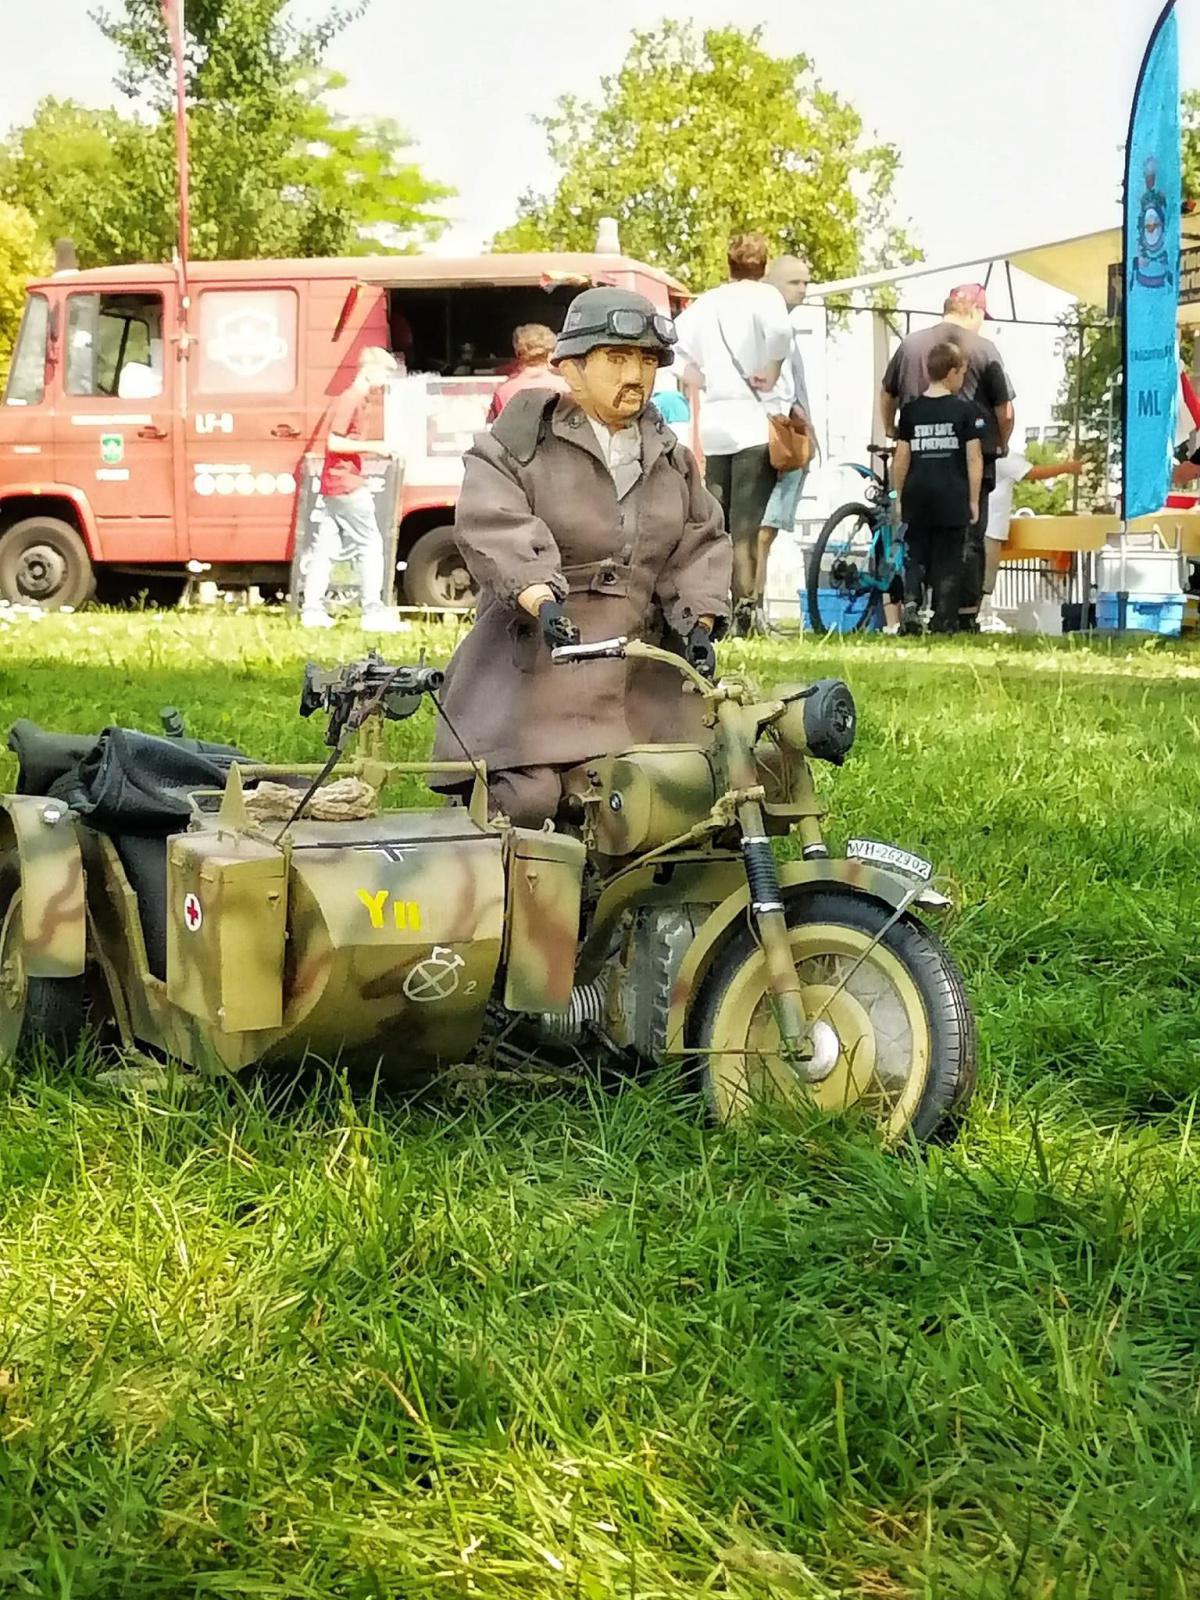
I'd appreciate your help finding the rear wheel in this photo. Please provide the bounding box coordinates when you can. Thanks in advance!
[0,516,96,611]
[402,523,477,609]
[806,503,883,633]
[690,889,976,1145]
[0,885,86,1066]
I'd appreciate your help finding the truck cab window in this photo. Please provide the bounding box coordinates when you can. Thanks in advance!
[4,294,50,406]
[66,293,164,399]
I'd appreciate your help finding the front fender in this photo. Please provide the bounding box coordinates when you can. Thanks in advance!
[665,857,928,1054]
[0,797,86,977]
[0,484,100,557]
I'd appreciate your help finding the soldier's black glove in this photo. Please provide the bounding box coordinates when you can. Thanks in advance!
[685,623,717,679]
[538,599,580,649]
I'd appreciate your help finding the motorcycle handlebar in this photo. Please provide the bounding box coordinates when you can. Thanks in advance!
[550,636,630,664]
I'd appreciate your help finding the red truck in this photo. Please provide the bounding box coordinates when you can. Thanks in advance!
[0,251,689,609]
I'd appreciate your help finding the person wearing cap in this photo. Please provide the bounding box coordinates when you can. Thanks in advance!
[429,286,731,830]
[879,285,1015,629]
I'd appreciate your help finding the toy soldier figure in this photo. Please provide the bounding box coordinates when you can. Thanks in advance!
[432,287,732,828]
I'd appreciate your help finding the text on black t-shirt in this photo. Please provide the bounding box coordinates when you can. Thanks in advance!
[896,394,984,529]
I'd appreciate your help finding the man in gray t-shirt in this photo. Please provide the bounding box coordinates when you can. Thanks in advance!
[880,283,1015,625]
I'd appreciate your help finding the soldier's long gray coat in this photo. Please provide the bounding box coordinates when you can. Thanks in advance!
[431,393,732,775]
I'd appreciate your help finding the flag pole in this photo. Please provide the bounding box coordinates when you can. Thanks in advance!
[163,0,192,360]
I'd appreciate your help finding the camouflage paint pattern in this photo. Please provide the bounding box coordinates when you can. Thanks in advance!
[502,827,585,1012]
[265,808,505,1073]
[574,854,746,985]
[664,857,931,1055]
[566,748,717,858]
[0,798,85,978]
[167,833,286,1034]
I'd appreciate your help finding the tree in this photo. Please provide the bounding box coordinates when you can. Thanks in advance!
[0,0,451,268]
[0,202,51,382]
[493,22,915,290]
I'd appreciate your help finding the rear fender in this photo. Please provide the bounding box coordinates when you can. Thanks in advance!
[0,796,86,977]
[665,858,929,1054]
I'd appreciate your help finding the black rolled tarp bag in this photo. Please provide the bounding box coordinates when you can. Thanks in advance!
[46,727,246,833]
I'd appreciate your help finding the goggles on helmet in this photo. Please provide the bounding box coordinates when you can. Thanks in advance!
[568,309,678,347]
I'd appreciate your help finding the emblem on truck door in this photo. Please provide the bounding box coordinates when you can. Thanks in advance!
[207,310,288,380]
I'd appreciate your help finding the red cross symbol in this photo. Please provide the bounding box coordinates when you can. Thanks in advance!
[184,893,203,932]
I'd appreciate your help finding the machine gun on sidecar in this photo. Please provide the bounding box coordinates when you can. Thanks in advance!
[0,642,976,1144]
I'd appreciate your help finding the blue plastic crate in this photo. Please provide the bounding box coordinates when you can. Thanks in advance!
[800,587,880,633]
[1095,591,1186,636]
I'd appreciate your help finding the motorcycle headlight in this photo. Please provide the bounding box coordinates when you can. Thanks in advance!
[774,678,857,766]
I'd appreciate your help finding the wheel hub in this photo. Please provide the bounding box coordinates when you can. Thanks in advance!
[18,543,67,601]
[434,556,474,606]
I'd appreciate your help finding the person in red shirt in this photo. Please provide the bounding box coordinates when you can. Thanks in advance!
[486,324,569,423]
[301,347,406,631]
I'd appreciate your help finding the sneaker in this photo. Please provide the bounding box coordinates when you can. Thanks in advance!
[299,608,335,629]
[361,606,412,635]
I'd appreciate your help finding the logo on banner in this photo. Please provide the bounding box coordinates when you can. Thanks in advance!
[1132,156,1173,291]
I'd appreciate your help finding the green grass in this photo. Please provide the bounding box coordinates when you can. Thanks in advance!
[1,612,1199,1598]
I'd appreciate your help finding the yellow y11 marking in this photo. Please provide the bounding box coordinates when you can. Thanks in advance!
[356,889,423,930]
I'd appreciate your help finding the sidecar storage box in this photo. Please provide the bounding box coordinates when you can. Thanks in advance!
[167,832,286,1032]
[279,811,506,1073]
[503,827,586,1014]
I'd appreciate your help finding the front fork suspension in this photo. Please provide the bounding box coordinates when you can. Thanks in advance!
[718,699,810,1053]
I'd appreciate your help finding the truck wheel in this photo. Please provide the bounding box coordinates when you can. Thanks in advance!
[0,517,96,611]
[0,885,86,1066]
[403,524,477,610]
[689,888,976,1145]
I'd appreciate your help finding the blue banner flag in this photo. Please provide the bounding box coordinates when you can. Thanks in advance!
[1123,2,1180,520]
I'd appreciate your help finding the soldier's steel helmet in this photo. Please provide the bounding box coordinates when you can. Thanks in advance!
[552,287,677,367]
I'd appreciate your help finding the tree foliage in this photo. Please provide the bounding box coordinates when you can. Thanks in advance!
[0,0,451,269]
[0,202,51,382]
[493,22,915,291]
[1012,438,1085,516]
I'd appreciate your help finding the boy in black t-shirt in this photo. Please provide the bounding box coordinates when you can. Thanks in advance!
[893,342,985,633]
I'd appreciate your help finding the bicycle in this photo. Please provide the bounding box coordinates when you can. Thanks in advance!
[806,445,907,634]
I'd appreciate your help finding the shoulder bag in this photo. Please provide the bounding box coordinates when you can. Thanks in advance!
[715,319,813,473]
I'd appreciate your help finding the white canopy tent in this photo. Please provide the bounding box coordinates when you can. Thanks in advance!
[807,214,1200,320]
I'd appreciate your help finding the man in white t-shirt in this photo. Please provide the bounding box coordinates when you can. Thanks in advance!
[674,232,793,627]
[979,451,1083,627]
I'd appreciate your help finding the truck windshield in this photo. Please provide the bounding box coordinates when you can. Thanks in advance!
[4,294,50,406]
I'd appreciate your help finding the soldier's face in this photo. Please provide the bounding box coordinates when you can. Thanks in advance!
[564,346,660,427]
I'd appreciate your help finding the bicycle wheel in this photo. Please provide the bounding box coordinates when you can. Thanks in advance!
[806,504,884,634]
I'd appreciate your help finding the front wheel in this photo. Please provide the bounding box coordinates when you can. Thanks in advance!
[0,516,96,611]
[690,889,976,1144]
[806,503,882,633]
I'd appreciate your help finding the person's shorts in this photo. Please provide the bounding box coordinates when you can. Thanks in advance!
[761,468,808,533]
[704,446,776,539]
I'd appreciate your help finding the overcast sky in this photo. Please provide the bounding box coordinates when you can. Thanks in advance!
[5,0,1200,276]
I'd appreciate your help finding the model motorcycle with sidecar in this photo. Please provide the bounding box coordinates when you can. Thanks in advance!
[0,642,976,1143]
